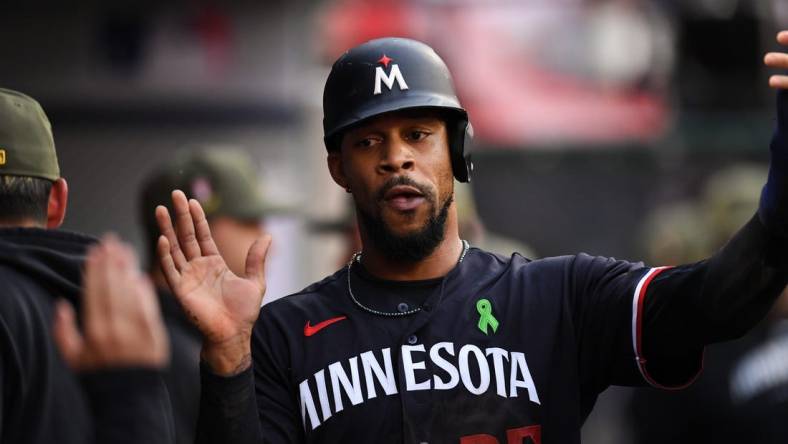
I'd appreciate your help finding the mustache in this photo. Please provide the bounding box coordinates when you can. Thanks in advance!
[375,176,435,204]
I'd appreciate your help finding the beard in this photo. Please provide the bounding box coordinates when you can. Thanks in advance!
[356,176,453,263]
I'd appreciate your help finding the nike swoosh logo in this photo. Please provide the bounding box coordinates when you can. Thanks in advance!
[304,316,347,337]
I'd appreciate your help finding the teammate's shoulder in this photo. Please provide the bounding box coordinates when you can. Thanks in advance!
[0,265,43,306]
[0,262,23,279]
[0,266,54,339]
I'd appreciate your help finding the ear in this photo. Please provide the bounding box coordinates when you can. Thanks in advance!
[327,151,349,190]
[46,178,68,228]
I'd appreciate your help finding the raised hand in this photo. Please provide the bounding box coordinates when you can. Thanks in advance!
[156,190,271,375]
[765,31,788,89]
[53,235,169,370]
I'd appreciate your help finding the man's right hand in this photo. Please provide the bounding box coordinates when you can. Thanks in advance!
[156,189,271,376]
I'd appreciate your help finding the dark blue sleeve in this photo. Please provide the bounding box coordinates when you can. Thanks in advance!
[572,211,788,396]
[640,215,788,389]
[195,306,305,444]
[196,363,263,444]
[636,88,788,390]
[759,89,788,236]
[569,254,652,394]
[194,302,306,444]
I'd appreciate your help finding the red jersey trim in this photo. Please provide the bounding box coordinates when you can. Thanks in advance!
[631,266,704,390]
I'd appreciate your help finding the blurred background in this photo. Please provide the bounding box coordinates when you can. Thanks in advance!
[1,0,786,442]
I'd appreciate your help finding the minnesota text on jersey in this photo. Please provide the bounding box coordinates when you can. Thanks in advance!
[299,342,541,430]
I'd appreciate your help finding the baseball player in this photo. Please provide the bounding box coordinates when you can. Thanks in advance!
[155,34,788,443]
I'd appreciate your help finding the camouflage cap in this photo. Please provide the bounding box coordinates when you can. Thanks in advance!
[140,148,271,232]
[0,88,59,181]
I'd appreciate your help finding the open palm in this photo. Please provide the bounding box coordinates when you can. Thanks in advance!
[156,190,271,372]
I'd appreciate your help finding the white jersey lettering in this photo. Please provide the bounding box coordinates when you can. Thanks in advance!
[431,342,460,390]
[510,352,541,404]
[329,357,364,413]
[360,348,398,399]
[298,343,541,430]
[299,379,320,430]
[459,344,490,395]
[315,369,332,422]
[402,344,431,391]
[486,347,510,397]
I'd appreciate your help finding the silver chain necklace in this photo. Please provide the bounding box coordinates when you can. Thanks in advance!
[347,239,470,317]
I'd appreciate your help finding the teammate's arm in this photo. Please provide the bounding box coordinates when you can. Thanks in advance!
[52,236,175,444]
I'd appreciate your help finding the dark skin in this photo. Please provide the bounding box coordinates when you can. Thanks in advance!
[327,109,463,280]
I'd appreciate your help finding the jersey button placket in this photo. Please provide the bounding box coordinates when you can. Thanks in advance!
[397,302,410,313]
[407,334,418,345]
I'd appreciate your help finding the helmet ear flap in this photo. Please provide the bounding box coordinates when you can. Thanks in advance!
[324,133,342,153]
[450,117,473,183]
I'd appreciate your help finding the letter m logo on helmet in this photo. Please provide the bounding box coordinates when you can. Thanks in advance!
[322,38,474,182]
[373,55,409,95]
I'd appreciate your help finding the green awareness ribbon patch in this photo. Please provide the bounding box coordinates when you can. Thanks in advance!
[476,298,499,335]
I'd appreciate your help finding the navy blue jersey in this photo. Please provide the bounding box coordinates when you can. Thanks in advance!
[196,215,788,444]
[250,250,689,443]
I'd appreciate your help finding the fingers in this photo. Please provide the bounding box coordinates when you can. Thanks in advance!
[136,274,162,326]
[155,205,188,270]
[76,235,170,370]
[52,299,86,370]
[769,75,788,89]
[245,234,272,291]
[82,239,109,337]
[101,237,168,368]
[103,236,138,315]
[157,235,182,289]
[189,198,220,256]
[172,190,202,260]
[135,274,170,366]
[765,46,788,90]
[107,237,142,313]
[779,31,788,46]
[766,52,788,69]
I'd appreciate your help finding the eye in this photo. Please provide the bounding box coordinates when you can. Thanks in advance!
[407,129,430,141]
[354,137,379,148]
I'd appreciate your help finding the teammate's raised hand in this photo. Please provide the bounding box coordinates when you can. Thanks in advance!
[53,235,169,371]
[765,31,788,89]
[156,190,271,376]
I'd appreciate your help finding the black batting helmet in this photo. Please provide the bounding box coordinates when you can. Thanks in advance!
[322,37,473,183]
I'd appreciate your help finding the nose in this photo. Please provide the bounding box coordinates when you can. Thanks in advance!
[377,137,414,175]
